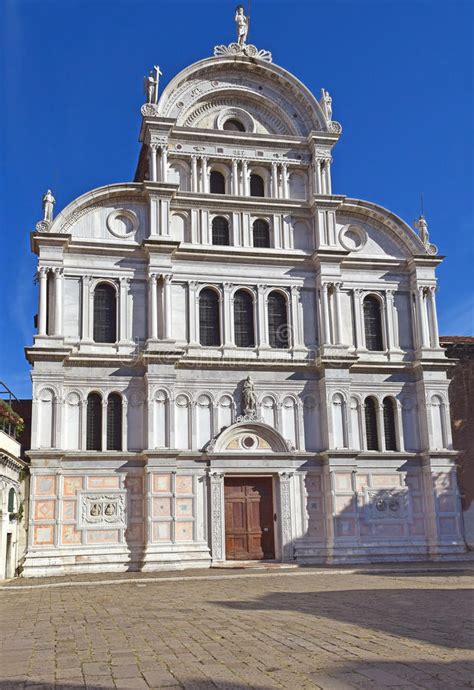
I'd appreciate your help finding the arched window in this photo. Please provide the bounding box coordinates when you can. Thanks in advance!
[107,393,122,451]
[383,397,397,451]
[86,393,102,451]
[94,283,117,343]
[210,170,226,194]
[253,219,270,248]
[364,397,379,451]
[234,290,255,348]
[250,174,265,197]
[8,488,15,513]
[363,295,383,351]
[212,216,230,246]
[268,291,289,348]
[199,288,221,346]
[223,118,245,132]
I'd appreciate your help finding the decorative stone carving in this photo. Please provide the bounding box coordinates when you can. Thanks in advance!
[106,209,139,238]
[79,493,126,527]
[141,103,160,117]
[279,472,294,561]
[213,43,272,63]
[209,471,224,561]
[365,489,409,521]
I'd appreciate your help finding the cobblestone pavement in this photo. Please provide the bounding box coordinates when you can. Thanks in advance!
[1,566,473,689]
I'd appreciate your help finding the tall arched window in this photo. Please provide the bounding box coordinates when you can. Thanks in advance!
[363,295,383,351]
[87,393,102,451]
[8,488,15,513]
[250,174,265,197]
[94,283,117,343]
[199,288,221,346]
[268,291,289,348]
[234,290,255,347]
[253,219,270,248]
[210,170,226,194]
[107,393,122,451]
[364,397,379,451]
[383,397,397,451]
[212,216,230,246]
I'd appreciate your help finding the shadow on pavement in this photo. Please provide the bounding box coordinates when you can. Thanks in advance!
[214,587,474,650]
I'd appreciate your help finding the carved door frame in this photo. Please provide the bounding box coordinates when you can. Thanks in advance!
[208,469,295,563]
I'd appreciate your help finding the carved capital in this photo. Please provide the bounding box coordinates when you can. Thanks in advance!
[162,273,173,284]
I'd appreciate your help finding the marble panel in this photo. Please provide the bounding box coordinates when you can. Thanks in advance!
[33,525,54,545]
[63,476,83,497]
[153,474,171,493]
[35,476,56,496]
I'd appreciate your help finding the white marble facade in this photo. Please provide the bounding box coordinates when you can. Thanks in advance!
[23,37,465,576]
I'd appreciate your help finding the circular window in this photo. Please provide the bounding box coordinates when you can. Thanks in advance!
[223,118,246,132]
[242,435,256,449]
[339,224,367,253]
[106,209,139,238]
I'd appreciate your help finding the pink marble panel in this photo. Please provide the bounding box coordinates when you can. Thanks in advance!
[152,497,171,517]
[125,476,143,495]
[439,517,457,536]
[34,500,55,520]
[61,501,76,520]
[438,495,456,513]
[372,474,400,488]
[175,521,194,541]
[130,500,143,518]
[176,476,193,494]
[33,525,54,545]
[307,497,323,514]
[152,522,171,542]
[410,519,426,536]
[125,524,143,542]
[88,476,120,490]
[356,474,369,492]
[86,530,120,544]
[335,518,356,537]
[335,495,354,513]
[176,498,193,516]
[307,520,324,537]
[61,525,82,545]
[62,476,83,497]
[35,475,56,496]
[153,474,171,493]
[334,474,352,491]
[305,475,321,494]
[373,523,404,537]
[411,496,424,514]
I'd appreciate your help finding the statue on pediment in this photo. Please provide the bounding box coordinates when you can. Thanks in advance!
[321,89,333,121]
[144,65,162,105]
[235,5,249,46]
[242,376,256,415]
[42,189,55,223]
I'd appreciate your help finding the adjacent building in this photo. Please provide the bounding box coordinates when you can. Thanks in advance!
[23,19,466,576]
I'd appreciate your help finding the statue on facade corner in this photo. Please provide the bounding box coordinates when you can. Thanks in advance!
[235,5,249,47]
[321,88,332,121]
[414,214,430,246]
[144,65,162,105]
[42,189,55,223]
[242,376,257,414]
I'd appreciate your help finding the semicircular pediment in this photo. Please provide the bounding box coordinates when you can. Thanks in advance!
[206,420,295,454]
[158,57,326,136]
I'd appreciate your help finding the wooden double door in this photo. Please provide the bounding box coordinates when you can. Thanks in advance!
[224,477,275,560]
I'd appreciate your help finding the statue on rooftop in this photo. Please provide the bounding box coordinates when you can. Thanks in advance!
[42,189,55,223]
[235,5,249,47]
[321,88,333,121]
[415,214,430,246]
[144,65,162,105]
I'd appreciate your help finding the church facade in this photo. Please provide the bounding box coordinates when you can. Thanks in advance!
[23,26,466,576]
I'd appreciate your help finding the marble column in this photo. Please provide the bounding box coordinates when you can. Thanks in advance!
[119,277,129,342]
[162,274,172,339]
[191,155,198,192]
[353,289,364,349]
[232,159,239,195]
[148,273,158,340]
[149,144,158,182]
[417,287,430,348]
[278,472,294,561]
[223,282,233,346]
[160,145,168,182]
[38,267,48,335]
[101,398,108,451]
[290,286,303,348]
[242,160,249,196]
[428,287,440,348]
[376,400,384,451]
[271,162,279,198]
[320,283,331,345]
[333,282,343,345]
[281,163,289,199]
[81,275,91,341]
[257,285,268,347]
[188,281,199,344]
[53,268,63,336]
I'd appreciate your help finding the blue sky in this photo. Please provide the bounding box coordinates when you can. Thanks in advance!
[1,0,472,398]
